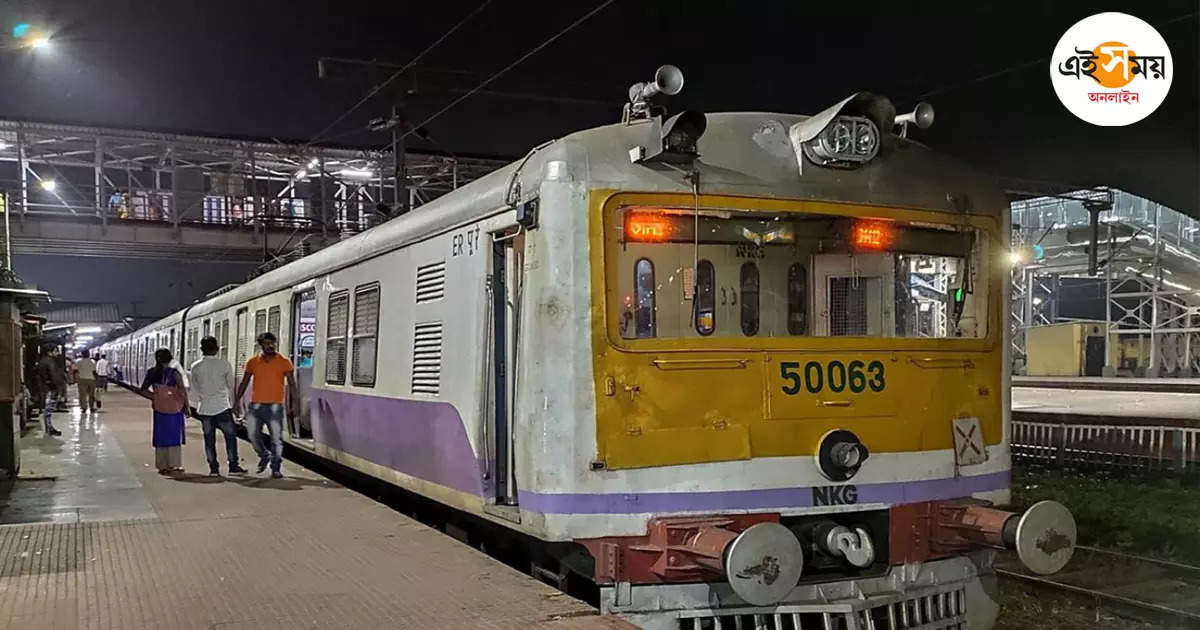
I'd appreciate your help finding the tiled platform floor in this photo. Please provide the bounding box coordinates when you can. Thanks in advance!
[0,392,629,630]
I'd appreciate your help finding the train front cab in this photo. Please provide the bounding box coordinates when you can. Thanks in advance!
[582,192,1076,629]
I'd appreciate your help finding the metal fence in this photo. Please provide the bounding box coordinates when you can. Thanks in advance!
[1012,420,1200,471]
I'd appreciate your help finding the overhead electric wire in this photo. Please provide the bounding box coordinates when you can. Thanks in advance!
[396,0,618,143]
[307,0,495,146]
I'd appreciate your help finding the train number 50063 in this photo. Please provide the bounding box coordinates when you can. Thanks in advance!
[779,360,885,395]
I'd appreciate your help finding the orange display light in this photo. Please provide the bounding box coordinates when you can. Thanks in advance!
[853,222,891,249]
[625,213,672,242]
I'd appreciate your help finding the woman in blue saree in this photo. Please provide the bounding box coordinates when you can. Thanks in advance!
[139,348,190,474]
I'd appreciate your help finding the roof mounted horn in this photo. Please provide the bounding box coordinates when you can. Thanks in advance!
[895,102,935,138]
[623,64,684,123]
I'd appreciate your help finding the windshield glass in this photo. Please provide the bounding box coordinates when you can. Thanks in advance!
[612,206,988,341]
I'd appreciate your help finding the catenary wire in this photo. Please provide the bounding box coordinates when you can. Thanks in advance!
[395,0,618,143]
[307,0,495,146]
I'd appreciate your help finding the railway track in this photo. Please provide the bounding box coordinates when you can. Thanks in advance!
[998,545,1200,627]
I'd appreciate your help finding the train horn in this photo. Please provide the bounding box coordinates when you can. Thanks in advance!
[625,65,685,122]
[629,64,685,104]
[895,102,935,137]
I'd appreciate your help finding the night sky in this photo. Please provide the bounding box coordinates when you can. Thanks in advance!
[0,1,1196,214]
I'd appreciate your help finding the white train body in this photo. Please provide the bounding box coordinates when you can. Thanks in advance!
[104,102,1034,628]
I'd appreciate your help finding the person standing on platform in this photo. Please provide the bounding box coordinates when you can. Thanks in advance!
[96,353,110,391]
[139,348,189,474]
[190,336,246,476]
[234,332,295,479]
[37,345,63,436]
[74,350,98,413]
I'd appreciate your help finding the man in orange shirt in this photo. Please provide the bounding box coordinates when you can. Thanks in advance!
[234,332,296,478]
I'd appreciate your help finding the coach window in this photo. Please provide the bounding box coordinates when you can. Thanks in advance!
[694,260,715,336]
[740,262,760,336]
[220,319,230,361]
[253,309,267,346]
[325,291,349,384]
[267,306,281,339]
[351,284,381,386]
[787,263,808,335]
[634,259,655,338]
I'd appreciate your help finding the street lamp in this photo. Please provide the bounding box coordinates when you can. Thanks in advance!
[40,179,56,192]
[28,35,49,50]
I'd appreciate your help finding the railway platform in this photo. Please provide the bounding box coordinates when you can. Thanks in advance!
[0,391,629,630]
[1013,375,1200,394]
[1013,383,1200,426]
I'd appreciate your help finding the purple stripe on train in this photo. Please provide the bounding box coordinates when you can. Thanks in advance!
[311,388,486,496]
[311,388,1007,516]
[517,470,1010,514]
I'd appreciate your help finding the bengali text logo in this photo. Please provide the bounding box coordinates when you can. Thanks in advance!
[1050,12,1172,126]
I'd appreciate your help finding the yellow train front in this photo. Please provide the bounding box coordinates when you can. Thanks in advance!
[525,74,1078,629]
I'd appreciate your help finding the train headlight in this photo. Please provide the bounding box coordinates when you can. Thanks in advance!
[816,429,870,481]
[803,115,880,167]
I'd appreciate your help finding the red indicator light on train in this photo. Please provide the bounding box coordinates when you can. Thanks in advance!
[626,214,671,242]
[853,223,890,249]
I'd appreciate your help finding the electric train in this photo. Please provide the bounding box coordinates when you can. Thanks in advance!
[103,66,1076,629]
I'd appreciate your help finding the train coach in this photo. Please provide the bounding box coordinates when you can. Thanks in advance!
[103,66,1076,629]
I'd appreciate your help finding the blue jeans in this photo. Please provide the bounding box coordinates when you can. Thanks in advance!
[197,410,239,471]
[248,403,284,473]
[43,391,56,430]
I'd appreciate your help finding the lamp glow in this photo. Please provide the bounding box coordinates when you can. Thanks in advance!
[40,179,56,192]
[337,168,376,179]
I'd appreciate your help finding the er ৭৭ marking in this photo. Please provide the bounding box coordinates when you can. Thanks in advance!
[451,226,482,257]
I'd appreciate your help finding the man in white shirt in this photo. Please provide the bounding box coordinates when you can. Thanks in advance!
[189,336,246,476]
[95,354,110,390]
[93,353,109,409]
[74,351,98,413]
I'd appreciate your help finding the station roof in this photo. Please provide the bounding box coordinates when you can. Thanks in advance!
[40,302,122,324]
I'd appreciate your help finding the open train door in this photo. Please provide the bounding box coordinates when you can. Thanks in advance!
[289,285,317,442]
[487,227,523,511]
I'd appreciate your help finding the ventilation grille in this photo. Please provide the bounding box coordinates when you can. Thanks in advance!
[415,261,446,304]
[411,321,443,395]
[830,277,870,336]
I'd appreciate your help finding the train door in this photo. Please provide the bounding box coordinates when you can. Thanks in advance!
[489,230,521,508]
[289,289,317,441]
